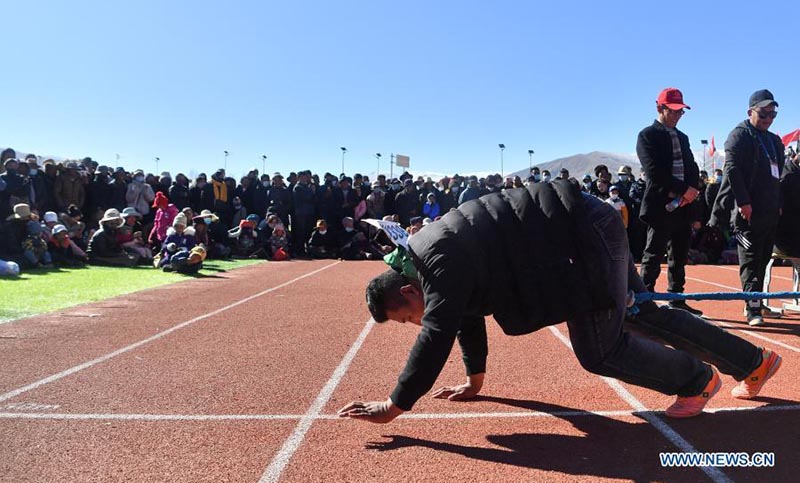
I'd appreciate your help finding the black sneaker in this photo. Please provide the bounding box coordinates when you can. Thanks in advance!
[669,300,704,316]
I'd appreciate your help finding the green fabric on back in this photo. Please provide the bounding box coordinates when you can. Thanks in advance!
[383,246,418,280]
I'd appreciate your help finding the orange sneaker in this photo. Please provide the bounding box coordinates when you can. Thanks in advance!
[731,349,782,400]
[665,369,721,418]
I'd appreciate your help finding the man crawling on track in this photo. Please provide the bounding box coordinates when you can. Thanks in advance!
[338,179,781,423]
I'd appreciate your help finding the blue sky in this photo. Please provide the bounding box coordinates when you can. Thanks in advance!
[3,0,799,179]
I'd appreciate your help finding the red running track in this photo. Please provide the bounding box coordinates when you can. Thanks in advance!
[0,260,797,482]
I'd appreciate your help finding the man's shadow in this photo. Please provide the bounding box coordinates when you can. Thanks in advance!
[366,396,793,482]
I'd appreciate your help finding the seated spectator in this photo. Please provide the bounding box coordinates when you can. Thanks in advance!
[22,218,53,269]
[228,214,260,258]
[0,203,30,266]
[41,211,59,242]
[688,221,724,265]
[118,207,153,261]
[605,185,629,228]
[181,206,195,222]
[338,216,374,260]
[158,213,199,271]
[268,224,291,261]
[48,224,88,266]
[87,208,140,267]
[148,191,179,249]
[0,258,20,276]
[406,216,424,236]
[59,204,87,249]
[422,192,440,219]
[307,219,338,259]
[194,209,231,259]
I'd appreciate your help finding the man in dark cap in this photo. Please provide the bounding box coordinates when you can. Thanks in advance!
[710,90,784,326]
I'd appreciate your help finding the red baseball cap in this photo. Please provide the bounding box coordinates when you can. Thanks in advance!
[656,88,691,110]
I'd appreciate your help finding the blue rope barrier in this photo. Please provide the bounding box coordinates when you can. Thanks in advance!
[634,291,800,303]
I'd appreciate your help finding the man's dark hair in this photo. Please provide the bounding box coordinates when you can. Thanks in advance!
[594,164,609,177]
[365,269,409,323]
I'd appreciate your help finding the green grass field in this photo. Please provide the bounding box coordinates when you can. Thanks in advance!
[0,259,265,323]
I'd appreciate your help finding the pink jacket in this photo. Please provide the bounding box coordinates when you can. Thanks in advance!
[149,204,179,244]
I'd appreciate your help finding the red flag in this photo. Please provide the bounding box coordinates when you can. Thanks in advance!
[782,129,800,146]
[708,136,716,157]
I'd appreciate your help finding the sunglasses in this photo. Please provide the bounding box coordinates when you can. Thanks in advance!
[755,109,778,119]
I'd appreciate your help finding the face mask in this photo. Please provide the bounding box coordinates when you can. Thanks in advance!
[197,181,206,188]
[543,175,551,183]
[134,175,144,183]
[533,174,541,182]
[345,227,354,232]
[262,181,270,187]
[319,229,327,235]
[29,170,37,176]
[391,183,401,190]
[583,181,591,188]
[610,194,619,201]
[451,186,459,193]
[234,203,241,209]
[204,218,212,225]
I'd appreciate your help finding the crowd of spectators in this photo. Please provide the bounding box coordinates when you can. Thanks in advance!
[1,145,798,277]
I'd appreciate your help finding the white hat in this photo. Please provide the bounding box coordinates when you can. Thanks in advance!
[100,208,124,226]
[172,212,188,227]
[44,211,58,223]
[52,224,68,235]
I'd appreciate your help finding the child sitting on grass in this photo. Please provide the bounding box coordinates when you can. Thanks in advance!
[22,220,54,268]
[48,224,88,266]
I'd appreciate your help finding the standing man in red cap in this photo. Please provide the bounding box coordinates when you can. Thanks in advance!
[709,90,784,326]
[636,88,703,315]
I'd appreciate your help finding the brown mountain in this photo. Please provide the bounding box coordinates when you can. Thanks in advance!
[510,151,640,180]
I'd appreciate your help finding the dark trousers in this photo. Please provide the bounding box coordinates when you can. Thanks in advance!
[640,216,691,293]
[736,218,778,315]
[624,261,760,382]
[291,213,315,256]
[566,196,710,397]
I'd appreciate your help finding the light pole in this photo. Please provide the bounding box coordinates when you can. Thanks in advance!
[374,153,382,178]
[528,149,534,173]
[224,150,229,171]
[261,155,267,175]
[700,139,708,172]
[390,153,395,180]
[498,144,506,177]
[154,157,160,174]
[340,147,347,175]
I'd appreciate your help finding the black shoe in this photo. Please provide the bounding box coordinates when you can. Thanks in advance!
[669,300,704,316]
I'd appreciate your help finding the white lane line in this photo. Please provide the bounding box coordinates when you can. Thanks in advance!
[685,276,797,305]
[717,322,800,354]
[712,264,794,283]
[0,261,341,404]
[685,276,800,353]
[3,404,799,422]
[547,326,733,483]
[259,318,375,483]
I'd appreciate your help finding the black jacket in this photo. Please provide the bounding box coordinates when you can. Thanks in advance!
[636,121,700,224]
[776,159,800,256]
[709,121,783,231]
[391,180,614,410]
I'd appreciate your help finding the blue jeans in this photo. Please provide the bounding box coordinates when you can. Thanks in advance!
[566,195,713,397]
